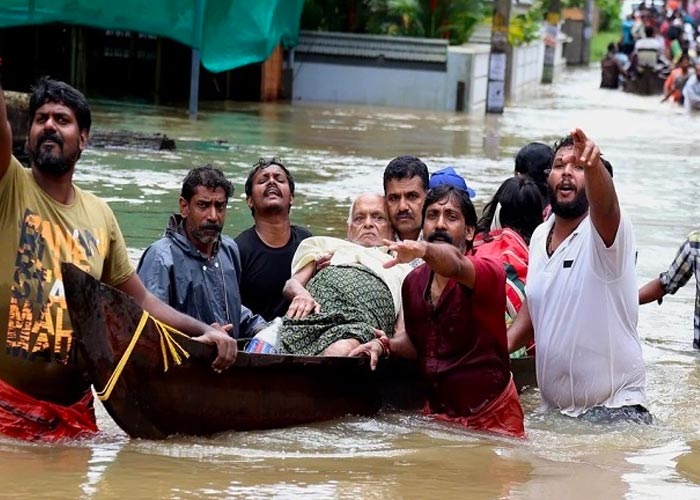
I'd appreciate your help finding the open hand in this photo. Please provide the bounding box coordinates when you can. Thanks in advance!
[563,128,603,172]
[382,238,426,268]
[286,294,321,319]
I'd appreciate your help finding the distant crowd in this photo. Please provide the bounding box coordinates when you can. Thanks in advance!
[601,0,700,109]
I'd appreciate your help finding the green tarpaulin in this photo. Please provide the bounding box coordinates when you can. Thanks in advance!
[0,0,305,72]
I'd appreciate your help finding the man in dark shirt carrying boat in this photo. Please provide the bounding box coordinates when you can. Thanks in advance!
[0,76,236,441]
[235,157,312,321]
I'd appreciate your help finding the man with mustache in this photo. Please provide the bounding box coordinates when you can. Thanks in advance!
[0,78,236,441]
[350,184,525,438]
[508,128,649,424]
[235,158,311,321]
[138,165,266,339]
[383,155,429,243]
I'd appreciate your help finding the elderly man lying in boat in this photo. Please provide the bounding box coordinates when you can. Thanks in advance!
[275,193,412,356]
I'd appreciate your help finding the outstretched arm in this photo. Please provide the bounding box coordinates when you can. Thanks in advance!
[639,277,665,304]
[116,274,237,372]
[640,236,696,305]
[564,128,619,247]
[383,239,476,288]
[0,64,14,181]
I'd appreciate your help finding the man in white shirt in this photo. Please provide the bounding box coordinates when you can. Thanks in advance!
[633,26,662,67]
[508,129,650,424]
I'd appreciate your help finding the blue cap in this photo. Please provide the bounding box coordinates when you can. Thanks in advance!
[429,167,476,198]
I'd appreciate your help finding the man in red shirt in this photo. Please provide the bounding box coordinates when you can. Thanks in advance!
[351,184,525,438]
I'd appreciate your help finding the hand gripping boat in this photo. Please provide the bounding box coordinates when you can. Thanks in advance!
[62,263,536,439]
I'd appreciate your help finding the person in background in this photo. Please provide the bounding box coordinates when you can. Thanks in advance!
[513,142,554,213]
[383,155,429,242]
[621,15,636,55]
[662,52,692,104]
[639,230,700,349]
[681,59,700,110]
[601,42,627,89]
[429,166,476,199]
[475,176,543,347]
[235,157,312,321]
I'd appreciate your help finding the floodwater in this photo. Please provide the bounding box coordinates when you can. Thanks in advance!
[2,65,700,499]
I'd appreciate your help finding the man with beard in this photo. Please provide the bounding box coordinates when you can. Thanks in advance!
[0,78,236,441]
[350,185,525,438]
[235,158,311,321]
[508,128,649,424]
[138,165,266,339]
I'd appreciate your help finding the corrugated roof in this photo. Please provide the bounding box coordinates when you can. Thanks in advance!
[297,31,448,64]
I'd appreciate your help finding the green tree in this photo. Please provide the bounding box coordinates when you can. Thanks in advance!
[302,0,488,44]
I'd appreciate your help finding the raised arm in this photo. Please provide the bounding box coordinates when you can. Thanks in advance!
[565,128,619,246]
[283,261,320,319]
[383,239,476,288]
[0,68,14,181]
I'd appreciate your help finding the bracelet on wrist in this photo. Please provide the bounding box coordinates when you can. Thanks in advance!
[377,336,391,358]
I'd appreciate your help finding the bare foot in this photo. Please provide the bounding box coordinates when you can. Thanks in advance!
[322,338,361,356]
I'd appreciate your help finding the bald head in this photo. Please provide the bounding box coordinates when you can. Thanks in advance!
[346,193,394,247]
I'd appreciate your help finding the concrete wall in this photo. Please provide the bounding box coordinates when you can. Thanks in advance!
[510,41,546,100]
[447,45,490,113]
[291,29,567,112]
[292,62,448,110]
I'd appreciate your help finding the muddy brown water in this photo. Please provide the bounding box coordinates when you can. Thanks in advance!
[2,66,700,499]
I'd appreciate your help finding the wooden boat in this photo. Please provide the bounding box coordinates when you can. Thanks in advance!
[622,67,665,95]
[62,263,536,439]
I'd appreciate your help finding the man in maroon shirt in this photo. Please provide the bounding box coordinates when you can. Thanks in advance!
[351,184,525,438]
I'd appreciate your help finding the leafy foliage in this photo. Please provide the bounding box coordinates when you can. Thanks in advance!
[302,0,488,44]
[559,0,622,32]
[507,0,546,46]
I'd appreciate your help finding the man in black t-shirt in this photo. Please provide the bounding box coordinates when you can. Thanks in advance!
[235,157,311,321]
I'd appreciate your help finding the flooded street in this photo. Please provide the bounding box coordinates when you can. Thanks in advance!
[2,64,700,499]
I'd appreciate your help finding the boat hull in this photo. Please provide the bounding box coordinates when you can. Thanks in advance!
[623,68,665,95]
[62,263,535,439]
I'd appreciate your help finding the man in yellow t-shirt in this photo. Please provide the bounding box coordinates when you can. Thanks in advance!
[0,76,236,441]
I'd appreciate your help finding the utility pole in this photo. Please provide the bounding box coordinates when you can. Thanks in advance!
[541,0,561,83]
[188,0,204,118]
[486,0,512,114]
[581,0,594,64]
[188,49,201,118]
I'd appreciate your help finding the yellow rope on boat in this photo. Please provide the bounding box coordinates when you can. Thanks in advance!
[96,311,191,402]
